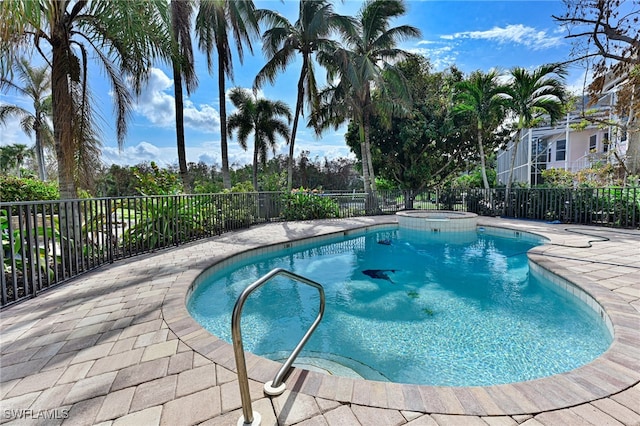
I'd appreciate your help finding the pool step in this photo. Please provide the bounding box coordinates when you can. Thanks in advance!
[266,351,389,381]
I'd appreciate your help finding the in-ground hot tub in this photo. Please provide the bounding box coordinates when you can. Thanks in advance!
[396,210,478,232]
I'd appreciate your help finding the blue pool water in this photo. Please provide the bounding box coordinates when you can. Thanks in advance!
[188,227,612,386]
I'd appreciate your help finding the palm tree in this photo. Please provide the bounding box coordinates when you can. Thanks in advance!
[505,64,567,193]
[195,0,260,190]
[0,58,53,181]
[254,0,355,191]
[315,0,420,195]
[170,0,198,191]
[1,1,170,273]
[227,87,291,190]
[0,143,32,177]
[454,70,508,189]
[0,1,171,199]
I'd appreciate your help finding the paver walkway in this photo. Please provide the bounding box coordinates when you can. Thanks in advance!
[1,216,639,426]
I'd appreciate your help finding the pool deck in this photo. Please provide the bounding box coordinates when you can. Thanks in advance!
[1,216,639,426]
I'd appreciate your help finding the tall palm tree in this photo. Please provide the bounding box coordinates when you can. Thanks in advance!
[0,58,53,181]
[227,87,291,190]
[0,0,171,199]
[505,64,567,193]
[170,0,198,191]
[254,0,355,191]
[195,0,260,190]
[454,70,508,189]
[315,0,420,195]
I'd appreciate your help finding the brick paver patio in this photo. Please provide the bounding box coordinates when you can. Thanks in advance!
[1,216,639,425]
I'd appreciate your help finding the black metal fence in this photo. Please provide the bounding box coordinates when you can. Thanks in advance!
[2,187,638,307]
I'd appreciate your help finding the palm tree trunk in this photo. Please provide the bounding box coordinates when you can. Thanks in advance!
[505,129,523,215]
[288,60,307,191]
[51,40,76,199]
[252,141,259,191]
[52,34,81,273]
[363,110,376,192]
[173,59,190,192]
[506,130,523,194]
[363,88,376,192]
[358,122,370,192]
[34,125,46,181]
[218,54,231,189]
[477,129,490,189]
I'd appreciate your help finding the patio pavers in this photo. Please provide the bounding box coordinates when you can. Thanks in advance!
[1,216,639,425]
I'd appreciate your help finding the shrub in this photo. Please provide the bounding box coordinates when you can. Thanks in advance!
[228,181,255,193]
[0,176,59,201]
[281,191,340,220]
[193,180,224,194]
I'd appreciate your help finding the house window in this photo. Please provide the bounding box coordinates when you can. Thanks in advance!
[603,132,609,152]
[589,135,597,151]
[556,140,566,161]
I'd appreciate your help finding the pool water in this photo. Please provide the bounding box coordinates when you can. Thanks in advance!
[188,227,612,386]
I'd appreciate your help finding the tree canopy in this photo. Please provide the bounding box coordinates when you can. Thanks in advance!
[345,56,479,198]
[554,0,640,175]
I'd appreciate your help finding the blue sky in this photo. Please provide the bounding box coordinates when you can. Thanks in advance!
[1,0,587,170]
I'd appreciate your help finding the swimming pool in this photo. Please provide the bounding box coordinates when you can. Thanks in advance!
[187,226,612,386]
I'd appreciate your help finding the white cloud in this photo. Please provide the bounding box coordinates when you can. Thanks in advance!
[134,68,175,127]
[409,45,458,71]
[182,101,221,133]
[442,24,563,50]
[133,68,221,133]
[102,142,166,166]
[101,139,253,168]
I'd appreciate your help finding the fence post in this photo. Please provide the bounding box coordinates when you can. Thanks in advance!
[107,198,114,264]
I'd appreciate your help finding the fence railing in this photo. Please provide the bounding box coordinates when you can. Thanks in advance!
[2,187,638,307]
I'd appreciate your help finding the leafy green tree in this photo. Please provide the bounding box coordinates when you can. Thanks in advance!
[188,161,223,194]
[195,0,260,190]
[227,87,291,190]
[454,161,498,189]
[315,0,420,194]
[505,64,568,192]
[345,58,476,206]
[0,58,53,181]
[454,69,508,189]
[169,0,198,190]
[254,0,355,191]
[132,161,183,195]
[96,164,138,197]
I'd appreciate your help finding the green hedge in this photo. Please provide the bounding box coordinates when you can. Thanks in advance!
[0,176,59,201]
[281,192,340,220]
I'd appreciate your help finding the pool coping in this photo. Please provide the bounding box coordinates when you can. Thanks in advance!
[162,216,640,417]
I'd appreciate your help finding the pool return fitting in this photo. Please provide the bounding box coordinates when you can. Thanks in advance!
[231,268,326,426]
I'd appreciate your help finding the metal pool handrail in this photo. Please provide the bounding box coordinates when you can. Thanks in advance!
[231,268,326,426]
